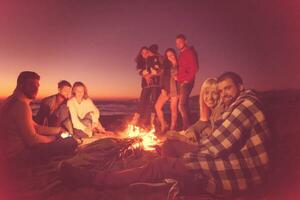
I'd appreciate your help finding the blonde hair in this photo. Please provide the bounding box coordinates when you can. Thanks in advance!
[199,78,218,108]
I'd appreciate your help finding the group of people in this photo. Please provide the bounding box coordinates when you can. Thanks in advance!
[0,72,108,165]
[132,34,198,132]
[0,34,271,199]
[60,71,271,198]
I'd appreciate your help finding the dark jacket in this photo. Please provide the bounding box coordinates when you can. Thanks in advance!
[35,94,67,126]
[136,55,162,88]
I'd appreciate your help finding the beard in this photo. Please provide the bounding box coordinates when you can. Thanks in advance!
[223,96,234,106]
[23,89,38,100]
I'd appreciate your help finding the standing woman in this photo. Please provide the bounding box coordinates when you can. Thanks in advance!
[131,46,161,128]
[67,82,105,138]
[155,48,179,133]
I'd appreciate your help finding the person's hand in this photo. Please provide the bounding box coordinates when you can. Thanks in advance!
[84,127,93,137]
[58,127,67,134]
[173,74,178,81]
[144,74,153,85]
[93,123,106,134]
[161,89,168,96]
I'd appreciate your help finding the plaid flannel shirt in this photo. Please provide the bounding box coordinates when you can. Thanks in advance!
[183,90,270,194]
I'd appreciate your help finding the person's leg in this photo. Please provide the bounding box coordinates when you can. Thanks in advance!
[51,104,74,134]
[93,157,194,188]
[147,86,161,127]
[138,87,151,127]
[29,137,78,161]
[170,96,179,131]
[155,91,169,132]
[178,81,194,130]
[161,139,198,158]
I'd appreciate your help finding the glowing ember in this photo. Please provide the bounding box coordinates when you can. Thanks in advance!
[125,124,160,151]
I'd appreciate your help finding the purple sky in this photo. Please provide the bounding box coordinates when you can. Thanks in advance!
[0,0,299,99]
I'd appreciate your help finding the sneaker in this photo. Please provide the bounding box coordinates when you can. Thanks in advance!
[129,178,176,193]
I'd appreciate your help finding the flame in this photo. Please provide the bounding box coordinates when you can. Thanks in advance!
[125,124,160,151]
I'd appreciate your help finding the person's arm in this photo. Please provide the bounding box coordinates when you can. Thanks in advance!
[184,99,258,159]
[88,99,100,123]
[15,102,55,146]
[34,122,62,136]
[34,100,49,125]
[67,100,86,131]
[88,99,106,132]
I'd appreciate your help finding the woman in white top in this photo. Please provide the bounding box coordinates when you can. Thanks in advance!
[67,82,105,137]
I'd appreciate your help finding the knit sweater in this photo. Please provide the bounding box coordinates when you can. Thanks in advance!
[67,97,100,131]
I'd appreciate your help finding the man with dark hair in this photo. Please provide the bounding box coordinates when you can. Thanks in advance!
[60,72,270,198]
[0,72,77,164]
[35,80,73,134]
[217,71,243,87]
[175,34,199,130]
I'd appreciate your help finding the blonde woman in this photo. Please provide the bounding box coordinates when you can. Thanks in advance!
[165,78,222,145]
[67,82,105,138]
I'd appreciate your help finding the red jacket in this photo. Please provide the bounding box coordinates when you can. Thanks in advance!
[177,47,198,83]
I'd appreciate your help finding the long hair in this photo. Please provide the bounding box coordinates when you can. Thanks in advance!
[199,78,219,109]
[135,46,148,68]
[164,48,178,64]
[72,81,89,99]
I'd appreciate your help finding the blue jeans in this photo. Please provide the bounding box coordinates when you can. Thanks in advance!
[178,80,194,130]
[137,86,160,127]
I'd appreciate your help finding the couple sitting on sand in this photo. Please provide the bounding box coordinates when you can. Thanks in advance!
[59,71,271,198]
[35,80,106,138]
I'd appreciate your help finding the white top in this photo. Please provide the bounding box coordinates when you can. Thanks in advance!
[67,97,100,131]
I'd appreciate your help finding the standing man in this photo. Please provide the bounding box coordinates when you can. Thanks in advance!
[35,80,73,134]
[176,34,198,130]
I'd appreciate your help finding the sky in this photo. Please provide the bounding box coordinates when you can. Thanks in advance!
[0,0,299,99]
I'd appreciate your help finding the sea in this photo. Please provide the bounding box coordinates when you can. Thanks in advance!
[0,98,199,117]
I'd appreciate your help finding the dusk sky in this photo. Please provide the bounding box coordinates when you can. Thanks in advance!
[0,0,299,99]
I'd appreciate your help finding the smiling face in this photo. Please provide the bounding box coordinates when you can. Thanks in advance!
[203,86,219,108]
[73,86,85,100]
[218,78,241,106]
[166,50,177,63]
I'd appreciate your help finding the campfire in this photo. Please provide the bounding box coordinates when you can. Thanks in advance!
[124,124,161,151]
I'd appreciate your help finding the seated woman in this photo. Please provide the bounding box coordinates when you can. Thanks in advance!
[155,48,179,133]
[67,82,105,138]
[164,78,223,154]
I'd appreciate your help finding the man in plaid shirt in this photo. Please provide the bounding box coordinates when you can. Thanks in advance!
[60,72,270,197]
[183,72,270,194]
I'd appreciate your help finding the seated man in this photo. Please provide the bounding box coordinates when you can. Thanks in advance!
[0,71,78,165]
[35,80,73,134]
[60,72,270,198]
